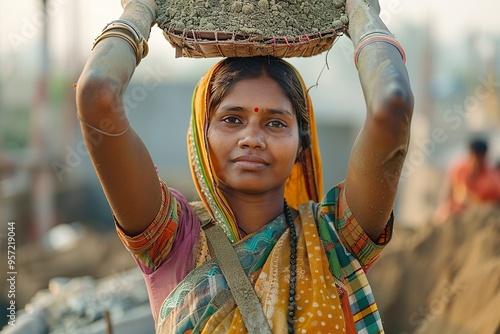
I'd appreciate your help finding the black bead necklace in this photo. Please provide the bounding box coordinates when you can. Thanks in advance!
[283,200,297,334]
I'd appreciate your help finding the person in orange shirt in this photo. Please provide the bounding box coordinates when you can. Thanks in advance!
[435,138,500,223]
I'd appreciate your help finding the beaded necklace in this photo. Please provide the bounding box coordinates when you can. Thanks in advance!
[284,200,297,334]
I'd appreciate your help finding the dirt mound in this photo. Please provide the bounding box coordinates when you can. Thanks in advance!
[0,226,136,314]
[156,0,348,38]
[368,205,500,334]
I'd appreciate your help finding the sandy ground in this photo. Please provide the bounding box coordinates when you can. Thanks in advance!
[2,205,499,333]
[368,205,500,334]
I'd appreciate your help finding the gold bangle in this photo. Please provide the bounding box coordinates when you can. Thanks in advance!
[92,19,149,65]
[93,30,141,64]
[104,20,149,58]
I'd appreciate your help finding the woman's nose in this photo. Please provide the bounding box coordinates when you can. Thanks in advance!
[238,124,266,149]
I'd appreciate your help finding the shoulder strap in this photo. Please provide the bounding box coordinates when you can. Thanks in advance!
[203,222,272,334]
[190,201,272,334]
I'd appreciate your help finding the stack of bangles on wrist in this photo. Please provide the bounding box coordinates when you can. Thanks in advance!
[92,19,149,65]
[353,30,406,69]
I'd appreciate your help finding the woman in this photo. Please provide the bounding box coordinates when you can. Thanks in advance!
[76,0,413,332]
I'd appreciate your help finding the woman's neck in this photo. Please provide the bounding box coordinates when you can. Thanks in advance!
[220,189,285,235]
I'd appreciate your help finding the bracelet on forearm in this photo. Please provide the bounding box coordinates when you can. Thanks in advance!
[109,19,144,40]
[92,19,149,65]
[354,34,406,69]
[93,30,142,64]
[77,114,131,137]
[353,29,394,46]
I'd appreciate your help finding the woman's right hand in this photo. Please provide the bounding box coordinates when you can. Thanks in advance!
[120,0,158,36]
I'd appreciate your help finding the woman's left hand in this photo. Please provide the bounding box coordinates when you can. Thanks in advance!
[343,0,383,43]
[345,0,380,16]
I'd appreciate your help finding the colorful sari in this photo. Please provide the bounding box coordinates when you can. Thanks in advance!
[117,58,392,333]
[155,191,392,333]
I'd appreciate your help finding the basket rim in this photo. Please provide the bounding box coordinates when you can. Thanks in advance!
[159,26,347,45]
[162,29,343,58]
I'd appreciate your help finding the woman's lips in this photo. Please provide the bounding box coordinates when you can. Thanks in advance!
[232,156,269,170]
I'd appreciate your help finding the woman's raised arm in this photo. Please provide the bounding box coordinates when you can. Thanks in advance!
[343,0,414,240]
[76,0,162,236]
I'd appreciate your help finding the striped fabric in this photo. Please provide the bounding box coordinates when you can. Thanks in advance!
[116,179,181,271]
[319,182,393,333]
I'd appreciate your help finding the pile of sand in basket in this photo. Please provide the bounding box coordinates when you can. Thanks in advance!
[155,0,348,57]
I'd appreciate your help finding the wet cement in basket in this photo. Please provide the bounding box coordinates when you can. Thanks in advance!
[156,0,348,39]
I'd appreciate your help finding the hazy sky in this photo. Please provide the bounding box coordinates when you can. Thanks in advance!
[1,0,499,59]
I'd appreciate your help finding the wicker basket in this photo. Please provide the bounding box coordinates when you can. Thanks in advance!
[156,0,348,58]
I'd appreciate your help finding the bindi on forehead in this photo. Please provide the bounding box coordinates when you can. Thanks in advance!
[254,107,259,112]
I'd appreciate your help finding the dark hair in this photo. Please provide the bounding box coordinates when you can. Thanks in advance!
[208,56,310,159]
[469,138,488,156]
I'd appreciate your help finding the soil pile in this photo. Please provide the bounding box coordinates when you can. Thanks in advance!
[0,226,136,315]
[368,205,500,334]
[156,0,348,38]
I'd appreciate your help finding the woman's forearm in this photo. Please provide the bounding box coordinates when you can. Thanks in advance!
[344,1,414,240]
[77,2,156,123]
[74,1,162,236]
[348,3,413,131]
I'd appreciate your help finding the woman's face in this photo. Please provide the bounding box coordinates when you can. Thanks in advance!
[207,75,300,196]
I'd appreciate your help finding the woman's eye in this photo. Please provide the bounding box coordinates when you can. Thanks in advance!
[222,116,241,124]
[268,120,286,128]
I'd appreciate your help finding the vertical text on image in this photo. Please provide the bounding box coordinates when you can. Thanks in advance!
[6,221,17,327]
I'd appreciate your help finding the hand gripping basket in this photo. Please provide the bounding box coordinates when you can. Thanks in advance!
[155,0,348,58]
